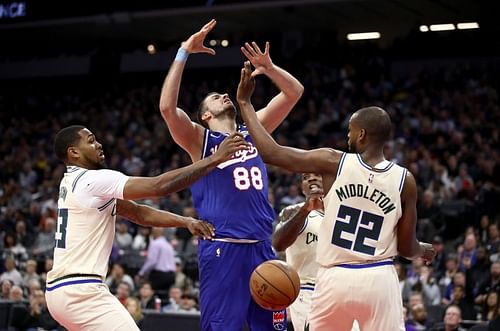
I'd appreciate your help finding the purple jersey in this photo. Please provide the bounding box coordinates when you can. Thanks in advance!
[190,125,275,240]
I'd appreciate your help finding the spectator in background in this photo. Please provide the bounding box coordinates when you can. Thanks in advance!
[15,220,35,249]
[115,221,133,251]
[0,256,23,286]
[138,282,156,310]
[162,286,183,312]
[431,305,466,331]
[31,217,56,260]
[125,297,144,329]
[458,234,477,272]
[23,259,41,289]
[486,222,500,256]
[9,285,24,302]
[439,255,459,295]
[116,281,131,306]
[2,232,28,268]
[132,226,151,252]
[137,227,176,293]
[468,246,492,296]
[420,265,442,306]
[10,289,59,331]
[482,290,499,322]
[105,263,135,293]
[174,256,193,292]
[178,293,199,313]
[450,285,476,320]
[476,262,500,306]
[408,303,434,331]
[432,236,448,279]
[0,279,13,299]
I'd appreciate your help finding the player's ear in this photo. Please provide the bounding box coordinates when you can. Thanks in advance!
[67,146,80,160]
[359,128,367,141]
[201,111,212,122]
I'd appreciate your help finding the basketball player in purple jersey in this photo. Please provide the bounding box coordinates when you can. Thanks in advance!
[158,20,303,331]
[237,62,436,331]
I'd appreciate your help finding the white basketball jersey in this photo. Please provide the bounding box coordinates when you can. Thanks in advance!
[277,205,323,285]
[47,166,127,282]
[317,153,407,266]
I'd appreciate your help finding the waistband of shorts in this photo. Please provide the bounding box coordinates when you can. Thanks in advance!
[212,238,262,244]
[300,281,315,291]
[46,273,103,292]
[335,258,394,269]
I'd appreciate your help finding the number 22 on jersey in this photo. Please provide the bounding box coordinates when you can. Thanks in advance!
[331,204,383,256]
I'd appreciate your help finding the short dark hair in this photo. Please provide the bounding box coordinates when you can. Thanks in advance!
[197,92,217,128]
[54,125,85,161]
[353,107,393,145]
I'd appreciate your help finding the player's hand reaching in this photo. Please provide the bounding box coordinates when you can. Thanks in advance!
[181,19,217,55]
[186,218,215,240]
[212,132,250,163]
[237,61,256,104]
[305,184,324,212]
[241,41,273,77]
[419,242,436,265]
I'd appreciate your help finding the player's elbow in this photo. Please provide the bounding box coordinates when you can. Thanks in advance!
[294,83,304,99]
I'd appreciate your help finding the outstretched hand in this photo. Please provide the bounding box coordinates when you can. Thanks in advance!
[420,242,437,265]
[237,61,255,104]
[181,19,217,55]
[241,41,273,77]
[213,132,250,163]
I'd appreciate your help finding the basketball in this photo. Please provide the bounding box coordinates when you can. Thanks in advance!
[249,259,300,311]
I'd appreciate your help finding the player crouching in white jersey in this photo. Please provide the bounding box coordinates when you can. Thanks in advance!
[46,125,248,331]
[274,173,360,331]
[236,62,436,331]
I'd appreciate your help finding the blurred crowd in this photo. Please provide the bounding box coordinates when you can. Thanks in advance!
[0,56,499,330]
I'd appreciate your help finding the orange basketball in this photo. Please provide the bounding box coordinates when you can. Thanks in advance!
[249,259,300,311]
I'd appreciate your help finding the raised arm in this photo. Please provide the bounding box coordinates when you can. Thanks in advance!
[236,61,338,175]
[241,42,303,133]
[159,19,217,159]
[397,171,436,262]
[123,133,248,200]
[116,200,215,239]
[273,187,323,252]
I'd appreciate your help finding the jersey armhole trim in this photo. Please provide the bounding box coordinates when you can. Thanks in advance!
[200,128,209,159]
[72,170,89,192]
[97,198,115,211]
[297,218,309,235]
[337,152,347,177]
[399,168,408,192]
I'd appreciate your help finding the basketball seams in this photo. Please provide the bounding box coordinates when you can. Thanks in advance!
[254,269,292,302]
[266,262,299,298]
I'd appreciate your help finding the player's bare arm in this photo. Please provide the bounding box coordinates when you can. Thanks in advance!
[158,19,217,158]
[237,61,340,176]
[273,186,323,252]
[241,41,304,133]
[123,133,249,200]
[397,171,436,262]
[116,200,215,239]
